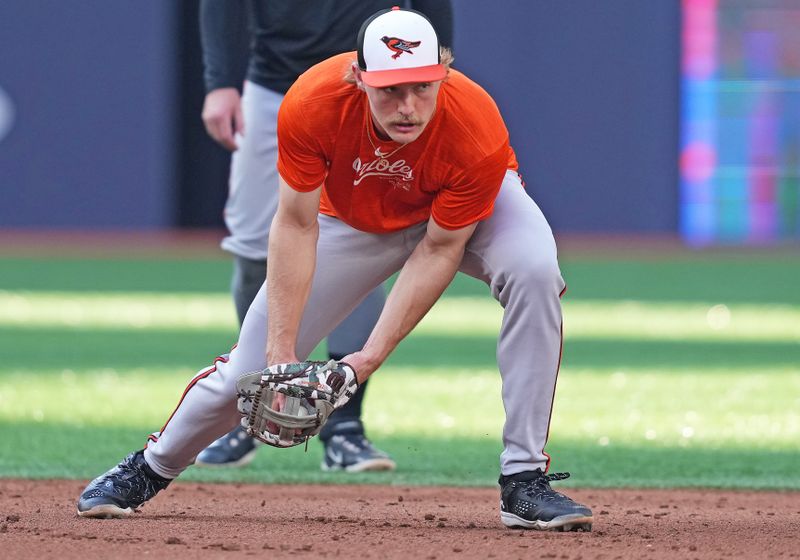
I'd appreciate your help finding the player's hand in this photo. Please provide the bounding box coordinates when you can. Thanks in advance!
[235,361,358,448]
[201,87,244,151]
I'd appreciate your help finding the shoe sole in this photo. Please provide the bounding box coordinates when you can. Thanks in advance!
[77,504,134,519]
[501,512,593,532]
[320,457,397,473]
[194,448,258,469]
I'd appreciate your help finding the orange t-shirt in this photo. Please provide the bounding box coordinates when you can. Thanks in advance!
[277,52,518,233]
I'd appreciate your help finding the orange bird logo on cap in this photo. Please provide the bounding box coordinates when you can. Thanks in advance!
[381,36,421,59]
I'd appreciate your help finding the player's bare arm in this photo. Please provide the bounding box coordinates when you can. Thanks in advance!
[201,87,244,151]
[343,218,478,382]
[265,176,322,366]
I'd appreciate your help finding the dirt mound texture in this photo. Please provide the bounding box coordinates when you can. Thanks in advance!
[3,479,799,559]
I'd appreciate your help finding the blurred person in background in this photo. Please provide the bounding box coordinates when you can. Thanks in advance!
[197,0,453,471]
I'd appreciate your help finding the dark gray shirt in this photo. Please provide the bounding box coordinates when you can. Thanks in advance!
[201,0,453,94]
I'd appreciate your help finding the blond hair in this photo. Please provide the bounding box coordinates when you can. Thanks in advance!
[344,47,454,85]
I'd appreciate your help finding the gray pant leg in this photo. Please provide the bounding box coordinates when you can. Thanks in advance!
[459,171,566,476]
[232,256,267,326]
[220,82,282,260]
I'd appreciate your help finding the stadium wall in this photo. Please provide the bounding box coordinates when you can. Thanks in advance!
[0,1,679,234]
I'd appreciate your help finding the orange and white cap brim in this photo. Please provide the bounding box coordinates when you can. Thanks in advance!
[360,63,447,88]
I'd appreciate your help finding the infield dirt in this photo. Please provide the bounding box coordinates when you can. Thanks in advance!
[1,479,798,559]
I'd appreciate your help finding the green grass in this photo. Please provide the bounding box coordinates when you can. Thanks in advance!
[3,254,799,303]
[0,253,798,490]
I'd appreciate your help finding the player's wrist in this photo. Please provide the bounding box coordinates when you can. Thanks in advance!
[208,86,240,97]
[342,350,383,383]
[266,350,298,367]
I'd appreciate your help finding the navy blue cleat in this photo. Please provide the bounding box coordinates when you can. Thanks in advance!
[499,470,593,531]
[321,434,396,472]
[77,450,171,518]
[195,425,258,468]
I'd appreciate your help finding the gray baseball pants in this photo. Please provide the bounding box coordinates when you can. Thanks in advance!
[145,170,566,478]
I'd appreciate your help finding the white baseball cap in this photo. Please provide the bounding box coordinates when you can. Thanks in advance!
[357,6,447,88]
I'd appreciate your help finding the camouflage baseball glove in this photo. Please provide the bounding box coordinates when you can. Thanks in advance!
[235,360,359,448]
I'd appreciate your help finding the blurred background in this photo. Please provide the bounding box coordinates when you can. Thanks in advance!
[1,1,798,244]
[0,1,797,489]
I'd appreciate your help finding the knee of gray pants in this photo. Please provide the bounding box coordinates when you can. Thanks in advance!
[490,252,565,306]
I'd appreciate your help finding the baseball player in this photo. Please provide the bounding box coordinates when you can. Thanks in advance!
[77,7,593,531]
[196,0,452,471]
